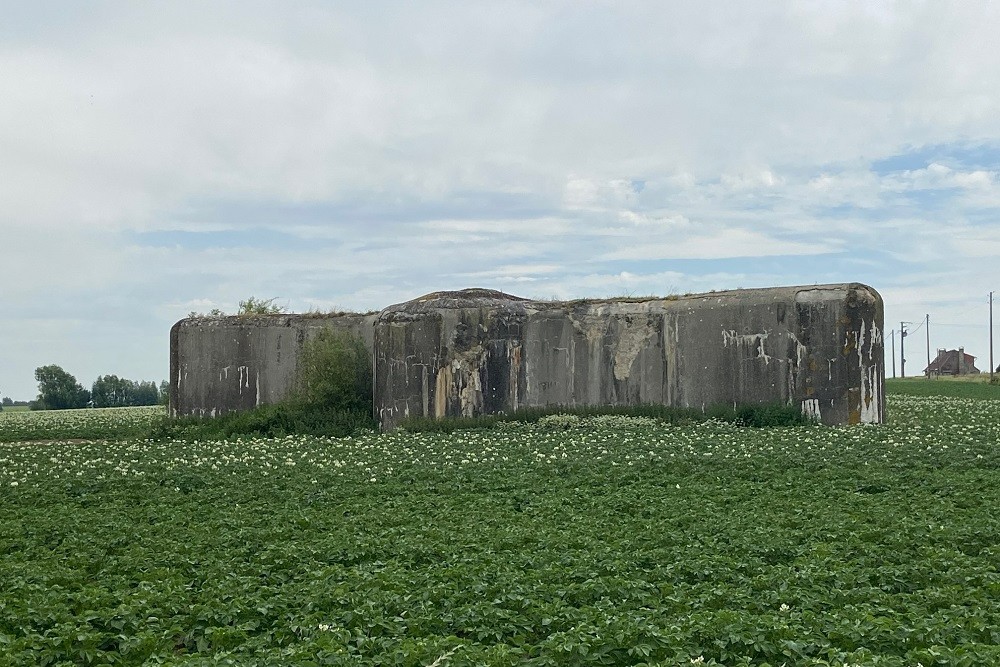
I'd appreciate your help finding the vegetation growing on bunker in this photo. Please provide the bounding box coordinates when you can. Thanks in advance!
[186,296,288,318]
[156,328,377,440]
[293,327,372,414]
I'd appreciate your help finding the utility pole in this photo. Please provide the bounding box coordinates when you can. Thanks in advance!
[890,329,896,378]
[991,291,995,382]
[900,322,909,378]
[925,314,930,378]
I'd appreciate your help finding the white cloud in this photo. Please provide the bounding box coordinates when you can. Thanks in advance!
[457,263,561,281]
[420,219,571,236]
[617,211,691,228]
[804,169,882,208]
[949,229,1000,258]
[601,227,836,261]
[3,2,1000,397]
[884,163,999,192]
[563,177,642,211]
[720,169,784,191]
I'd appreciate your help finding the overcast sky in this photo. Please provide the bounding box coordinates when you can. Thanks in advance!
[3,2,1000,400]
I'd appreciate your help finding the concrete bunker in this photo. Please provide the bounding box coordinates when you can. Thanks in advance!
[170,283,884,427]
[169,313,376,418]
[372,284,884,428]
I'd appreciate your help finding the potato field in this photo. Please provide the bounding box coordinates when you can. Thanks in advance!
[2,394,1000,666]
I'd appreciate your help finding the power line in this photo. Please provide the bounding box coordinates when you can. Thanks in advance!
[888,292,999,379]
[889,328,896,378]
[947,302,989,320]
[909,294,994,324]
[926,314,930,373]
[894,291,997,379]
[900,321,910,378]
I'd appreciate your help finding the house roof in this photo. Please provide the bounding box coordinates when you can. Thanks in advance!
[924,349,980,374]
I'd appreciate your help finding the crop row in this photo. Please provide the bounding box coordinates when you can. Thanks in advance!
[0,406,164,443]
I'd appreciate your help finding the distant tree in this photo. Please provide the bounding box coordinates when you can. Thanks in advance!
[34,365,90,410]
[131,380,160,406]
[91,375,129,408]
[159,380,170,406]
[92,375,164,407]
[1,397,12,406]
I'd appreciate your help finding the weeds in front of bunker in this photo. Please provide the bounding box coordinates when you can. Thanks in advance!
[151,403,378,441]
[399,401,808,433]
[4,393,1000,664]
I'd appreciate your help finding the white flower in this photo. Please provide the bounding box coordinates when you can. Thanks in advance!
[779,603,790,612]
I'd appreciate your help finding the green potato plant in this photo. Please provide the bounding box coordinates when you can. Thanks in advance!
[1,394,1000,665]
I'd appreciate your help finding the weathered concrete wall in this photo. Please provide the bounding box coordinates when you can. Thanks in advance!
[373,284,884,428]
[170,284,884,427]
[170,314,376,417]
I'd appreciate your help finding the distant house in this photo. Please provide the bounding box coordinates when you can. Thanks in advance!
[924,347,980,376]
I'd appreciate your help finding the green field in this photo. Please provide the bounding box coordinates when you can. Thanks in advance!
[2,391,1000,665]
[886,376,1000,401]
[0,405,164,443]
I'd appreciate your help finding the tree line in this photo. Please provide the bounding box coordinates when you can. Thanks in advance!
[2,294,285,413]
[12,365,169,411]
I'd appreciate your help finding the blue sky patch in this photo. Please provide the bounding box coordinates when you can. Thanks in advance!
[872,142,1000,174]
